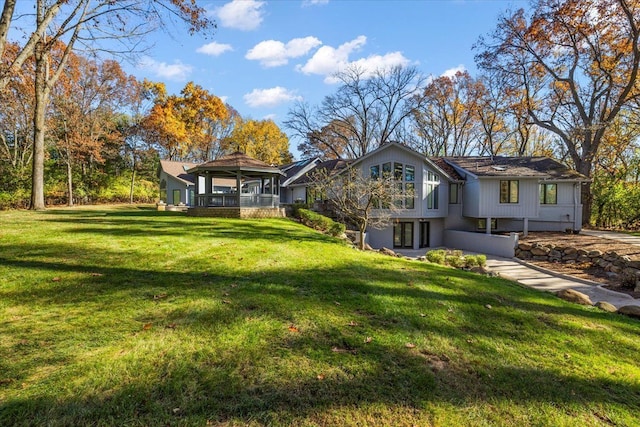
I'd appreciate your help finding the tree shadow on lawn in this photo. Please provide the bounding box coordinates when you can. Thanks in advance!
[40,214,336,244]
[2,230,640,424]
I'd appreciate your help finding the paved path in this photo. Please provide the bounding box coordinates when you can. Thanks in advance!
[484,255,640,309]
[396,248,639,309]
[581,229,640,247]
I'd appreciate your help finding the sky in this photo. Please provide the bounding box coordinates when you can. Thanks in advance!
[15,0,528,159]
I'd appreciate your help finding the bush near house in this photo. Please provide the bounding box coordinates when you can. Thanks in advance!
[296,208,346,237]
[426,249,486,269]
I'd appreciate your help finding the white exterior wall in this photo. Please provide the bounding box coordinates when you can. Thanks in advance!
[367,217,445,250]
[478,178,539,218]
[160,172,192,205]
[535,181,582,231]
[462,180,481,217]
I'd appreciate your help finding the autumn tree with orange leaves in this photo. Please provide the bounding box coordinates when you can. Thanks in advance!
[141,82,229,162]
[50,50,136,206]
[476,0,640,224]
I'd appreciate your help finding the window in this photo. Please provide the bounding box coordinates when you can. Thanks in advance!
[393,222,413,248]
[449,183,459,204]
[159,179,167,203]
[540,183,557,204]
[500,180,519,203]
[394,162,404,180]
[426,170,440,210]
[478,218,497,231]
[172,189,181,205]
[371,162,415,209]
[382,162,392,177]
[370,165,380,179]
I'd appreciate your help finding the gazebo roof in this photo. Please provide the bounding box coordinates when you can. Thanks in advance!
[187,152,284,176]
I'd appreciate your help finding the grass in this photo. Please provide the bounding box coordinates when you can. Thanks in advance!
[0,205,639,426]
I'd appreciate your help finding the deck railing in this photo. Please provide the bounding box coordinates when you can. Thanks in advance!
[194,193,279,208]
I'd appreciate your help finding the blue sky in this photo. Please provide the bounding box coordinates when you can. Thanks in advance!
[130,1,526,152]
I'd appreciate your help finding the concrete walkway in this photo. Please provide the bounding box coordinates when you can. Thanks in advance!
[581,229,640,247]
[484,255,640,309]
[395,248,640,309]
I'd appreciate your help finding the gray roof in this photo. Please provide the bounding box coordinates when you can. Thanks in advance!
[443,156,588,180]
[187,152,284,176]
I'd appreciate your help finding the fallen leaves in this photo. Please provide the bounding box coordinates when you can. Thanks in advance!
[405,342,416,349]
[288,325,299,333]
[153,293,167,300]
[142,322,153,331]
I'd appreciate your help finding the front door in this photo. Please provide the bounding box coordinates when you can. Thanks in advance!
[393,222,414,249]
[419,221,430,248]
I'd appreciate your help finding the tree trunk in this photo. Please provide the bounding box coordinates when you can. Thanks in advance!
[575,160,592,226]
[358,222,366,250]
[129,167,136,204]
[66,156,73,207]
[30,36,47,210]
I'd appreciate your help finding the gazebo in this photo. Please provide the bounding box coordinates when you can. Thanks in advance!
[186,152,286,218]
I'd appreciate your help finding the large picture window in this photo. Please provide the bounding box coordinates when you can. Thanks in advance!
[426,171,439,210]
[540,183,557,204]
[370,162,415,209]
[500,180,519,203]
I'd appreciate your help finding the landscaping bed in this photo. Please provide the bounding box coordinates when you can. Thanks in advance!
[519,231,640,298]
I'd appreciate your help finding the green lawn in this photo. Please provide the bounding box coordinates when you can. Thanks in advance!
[1,206,639,426]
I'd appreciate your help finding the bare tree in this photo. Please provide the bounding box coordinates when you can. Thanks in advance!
[286,65,426,159]
[310,165,403,250]
[475,0,640,223]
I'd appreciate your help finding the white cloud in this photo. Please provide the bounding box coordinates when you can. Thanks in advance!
[298,35,367,77]
[138,57,192,81]
[441,65,466,78]
[246,36,322,67]
[298,35,410,83]
[216,0,265,31]
[196,41,233,56]
[243,86,303,108]
[302,0,329,6]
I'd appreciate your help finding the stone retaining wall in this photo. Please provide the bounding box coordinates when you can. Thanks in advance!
[516,242,640,290]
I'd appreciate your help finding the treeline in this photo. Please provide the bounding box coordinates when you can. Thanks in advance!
[0,42,291,209]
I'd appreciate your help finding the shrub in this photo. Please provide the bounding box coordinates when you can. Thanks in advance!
[445,254,466,268]
[296,208,345,237]
[426,249,446,264]
[426,249,487,269]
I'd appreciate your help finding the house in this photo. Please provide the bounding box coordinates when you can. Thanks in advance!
[284,158,352,205]
[158,160,198,206]
[279,157,322,204]
[186,151,286,218]
[281,142,588,257]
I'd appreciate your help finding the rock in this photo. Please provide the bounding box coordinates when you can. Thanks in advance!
[417,256,427,262]
[562,252,578,260]
[518,242,533,251]
[563,247,577,256]
[618,305,640,319]
[609,265,622,274]
[577,255,591,263]
[577,249,588,256]
[604,251,619,262]
[556,289,593,306]
[364,243,373,251]
[549,249,563,259]
[595,258,609,268]
[595,301,617,313]
[588,250,603,258]
[531,247,550,256]
[379,247,396,257]
[533,255,550,261]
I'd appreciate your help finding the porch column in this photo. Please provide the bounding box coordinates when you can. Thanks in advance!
[523,217,529,237]
[486,217,492,235]
[236,171,242,206]
[204,172,212,194]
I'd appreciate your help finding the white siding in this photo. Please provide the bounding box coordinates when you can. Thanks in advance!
[462,180,481,217]
[478,178,539,218]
